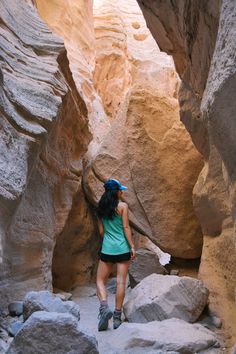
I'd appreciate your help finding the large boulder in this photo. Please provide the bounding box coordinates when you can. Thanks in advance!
[7,311,98,354]
[124,274,208,323]
[102,318,219,354]
[23,291,80,321]
[128,248,167,288]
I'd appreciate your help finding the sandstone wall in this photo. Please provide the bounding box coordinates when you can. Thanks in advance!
[137,0,236,343]
[35,0,110,158]
[0,0,91,306]
[84,0,203,259]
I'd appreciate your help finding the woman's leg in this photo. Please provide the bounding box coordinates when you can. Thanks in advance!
[96,260,113,302]
[115,261,130,310]
[96,260,113,331]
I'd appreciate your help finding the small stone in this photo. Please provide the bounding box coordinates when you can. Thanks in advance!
[8,302,23,317]
[211,316,222,329]
[53,288,72,301]
[8,321,24,337]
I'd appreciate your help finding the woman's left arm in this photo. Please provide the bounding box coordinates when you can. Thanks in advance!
[97,217,104,240]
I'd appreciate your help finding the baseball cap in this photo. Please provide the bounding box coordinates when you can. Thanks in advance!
[104,179,128,191]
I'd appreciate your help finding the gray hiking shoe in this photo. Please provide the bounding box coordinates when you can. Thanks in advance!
[98,306,113,331]
[113,311,122,329]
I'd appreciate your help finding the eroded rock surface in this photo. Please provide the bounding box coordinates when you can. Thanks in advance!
[0,0,91,307]
[137,0,236,344]
[84,0,203,259]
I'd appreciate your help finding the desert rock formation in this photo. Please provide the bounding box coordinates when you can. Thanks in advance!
[84,0,203,259]
[0,0,91,306]
[137,0,236,344]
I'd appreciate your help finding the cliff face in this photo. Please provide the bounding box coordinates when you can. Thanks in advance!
[84,0,203,259]
[0,0,91,306]
[137,0,236,342]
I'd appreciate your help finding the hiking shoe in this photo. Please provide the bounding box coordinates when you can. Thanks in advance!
[113,311,122,329]
[98,306,113,331]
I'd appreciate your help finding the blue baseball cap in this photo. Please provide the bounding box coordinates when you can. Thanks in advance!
[104,179,128,191]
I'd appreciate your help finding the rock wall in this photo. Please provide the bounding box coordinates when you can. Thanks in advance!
[137,0,236,344]
[0,0,91,306]
[84,0,203,259]
[35,0,110,159]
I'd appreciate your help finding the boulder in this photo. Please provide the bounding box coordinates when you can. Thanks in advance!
[103,318,219,354]
[124,274,208,323]
[23,291,80,321]
[8,302,23,317]
[8,321,23,337]
[7,311,98,354]
[129,248,167,288]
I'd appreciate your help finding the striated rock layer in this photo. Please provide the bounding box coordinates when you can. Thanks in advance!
[84,0,203,259]
[0,0,91,307]
[137,0,236,344]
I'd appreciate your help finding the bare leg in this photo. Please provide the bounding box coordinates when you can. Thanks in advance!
[115,261,130,310]
[96,260,113,302]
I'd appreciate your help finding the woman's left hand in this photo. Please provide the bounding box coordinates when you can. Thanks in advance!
[131,247,136,260]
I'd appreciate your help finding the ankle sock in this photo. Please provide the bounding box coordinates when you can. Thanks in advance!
[114,308,122,314]
[100,300,108,308]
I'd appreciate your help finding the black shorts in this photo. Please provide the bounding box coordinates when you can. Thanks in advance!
[100,252,131,263]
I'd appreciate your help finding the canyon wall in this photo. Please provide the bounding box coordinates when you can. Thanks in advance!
[137,0,236,342]
[84,0,203,259]
[0,0,92,306]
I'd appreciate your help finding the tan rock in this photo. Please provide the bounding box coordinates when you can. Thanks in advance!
[35,0,110,158]
[84,0,203,259]
[136,0,236,344]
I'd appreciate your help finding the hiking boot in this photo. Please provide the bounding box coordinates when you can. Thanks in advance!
[113,310,122,329]
[98,305,113,331]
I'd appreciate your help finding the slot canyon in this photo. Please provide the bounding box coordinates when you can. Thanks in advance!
[0,0,235,353]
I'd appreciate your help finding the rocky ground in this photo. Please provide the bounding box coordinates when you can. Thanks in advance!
[1,278,229,354]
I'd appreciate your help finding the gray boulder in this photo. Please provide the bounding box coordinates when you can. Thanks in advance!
[124,274,209,323]
[128,248,167,288]
[8,321,24,337]
[7,311,98,354]
[8,302,23,317]
[103,318,219,353]
[23,291,80,321]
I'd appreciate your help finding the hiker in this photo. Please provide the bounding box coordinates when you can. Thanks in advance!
[96,179,136,331]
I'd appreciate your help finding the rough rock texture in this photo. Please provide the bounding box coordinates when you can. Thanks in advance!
[0,0,91,307]
[124,274,209,323]
[84,0,203,259]
[7,311,99,354]
[102,318,219,354]
[23,291,80,321]
[52,186,97,290]
[137,0,236,345]
[33,0,110,291]
[129,248,167,288]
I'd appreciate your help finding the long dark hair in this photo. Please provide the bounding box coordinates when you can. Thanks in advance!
[97,189,119,219]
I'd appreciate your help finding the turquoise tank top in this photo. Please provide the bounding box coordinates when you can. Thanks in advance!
[101,214,130,255]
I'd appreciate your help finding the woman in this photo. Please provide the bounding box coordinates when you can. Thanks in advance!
[96,178,136,331]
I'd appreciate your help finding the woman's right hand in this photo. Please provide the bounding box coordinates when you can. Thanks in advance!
[131,247,136,260]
